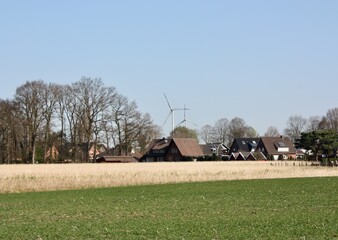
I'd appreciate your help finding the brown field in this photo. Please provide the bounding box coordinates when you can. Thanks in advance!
[0,161,337,193]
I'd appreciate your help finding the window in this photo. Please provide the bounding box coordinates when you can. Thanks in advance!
[274,141,289,152]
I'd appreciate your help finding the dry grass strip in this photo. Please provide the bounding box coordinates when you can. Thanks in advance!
[0,161,337,193]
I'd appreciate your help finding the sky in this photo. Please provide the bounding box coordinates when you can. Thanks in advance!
[1,0,338,137]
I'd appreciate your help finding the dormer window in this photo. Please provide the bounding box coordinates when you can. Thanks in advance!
[274,141,289,152]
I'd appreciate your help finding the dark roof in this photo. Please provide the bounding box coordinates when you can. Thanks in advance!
[236,152,246,160]
[245,152,256,160]
[142,138,170,154]
[229,153,239,160]
[259,136,296,155]
[96,155,138,163]
[153,141,170,150]
[200,144,212,155]
[199,143,229,156]
[254,151,267,160]
[229,151,266,160]
[172,138,204,157]
[230,138,260,152]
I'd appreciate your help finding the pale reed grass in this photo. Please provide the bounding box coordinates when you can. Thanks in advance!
[0,161,337,193]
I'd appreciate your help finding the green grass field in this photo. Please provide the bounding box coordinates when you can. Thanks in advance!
[0,177,337,239]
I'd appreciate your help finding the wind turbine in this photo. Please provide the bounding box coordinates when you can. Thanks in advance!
[176,104,199,129]
[162,93,186,134]
[176,104,189,128]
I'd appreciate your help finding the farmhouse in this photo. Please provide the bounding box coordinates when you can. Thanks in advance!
[140,138,204,162]
[256,136,296,160]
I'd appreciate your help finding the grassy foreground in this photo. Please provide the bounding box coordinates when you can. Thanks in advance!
[0,177,337,239]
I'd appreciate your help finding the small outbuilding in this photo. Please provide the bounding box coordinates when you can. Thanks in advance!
[96,155,139,163]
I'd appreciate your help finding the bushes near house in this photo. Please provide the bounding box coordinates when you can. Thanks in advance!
[197,154,227,161]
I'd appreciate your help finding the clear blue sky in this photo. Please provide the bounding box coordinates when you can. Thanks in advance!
[1,0,338,136]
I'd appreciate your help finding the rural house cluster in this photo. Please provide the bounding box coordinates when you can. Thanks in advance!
[90,135,305,163]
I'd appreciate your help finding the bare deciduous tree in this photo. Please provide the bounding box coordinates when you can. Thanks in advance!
[41,83,59,163]
[199,124,215,144]
[306,116,322,132]
[201,117,258,145]
[283,115,307,142]
[71,77,117,162]
[264,126,280,137]
[136,124,162,154]
[325,108,338,132]
[15,80,46,163]
[214,118,230,144]
[54,84,68,162]
[110,94,156,155]
[0,99,22,163]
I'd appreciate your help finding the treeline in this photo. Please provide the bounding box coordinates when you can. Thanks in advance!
[2,76,338,164]
[199,108,338,146]
[0,77,161,164]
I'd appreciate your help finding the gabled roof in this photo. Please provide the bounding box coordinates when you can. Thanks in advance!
[254,151,267,160]
[172,138,204,157]
[199,144,213,155]
[236,152,246,160]
[141,138,203,160]
[199,143,229,156]
[230,138,260,152]
[229,153,239,160]
[245,152,256,160]
[143,138,170,154]
[259,136,296,154]
[229,151,266,160]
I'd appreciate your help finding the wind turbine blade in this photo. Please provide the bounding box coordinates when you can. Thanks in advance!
[187,120,199,127]
[162,111,172,127]
[176,120,185,127]
[191,122,199,127]
[163,93,173,111]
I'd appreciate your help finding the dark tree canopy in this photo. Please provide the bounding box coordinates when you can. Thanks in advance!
[295,130,338,160]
